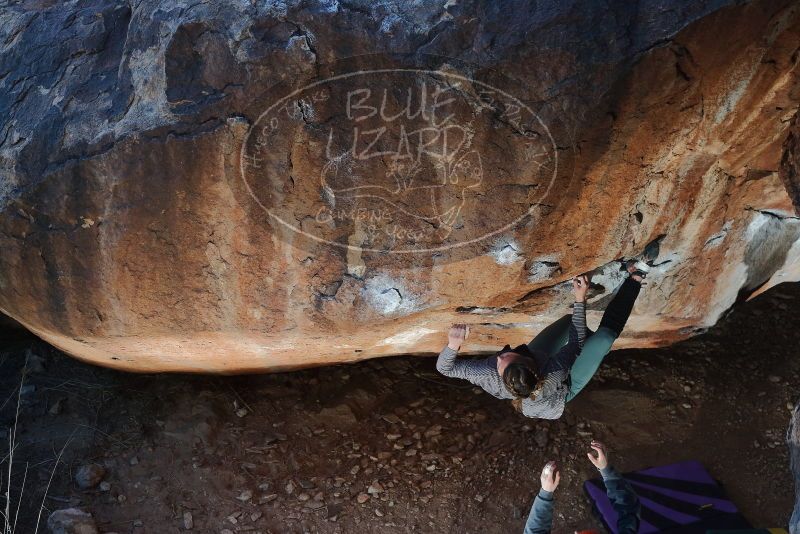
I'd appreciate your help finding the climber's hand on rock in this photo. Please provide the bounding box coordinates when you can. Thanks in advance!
[587,440,609,470]
[447,323,469,351]
[540,461,561,492]
[573,274,590,302]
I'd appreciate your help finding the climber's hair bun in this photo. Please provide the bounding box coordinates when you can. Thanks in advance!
[502,360,540,398]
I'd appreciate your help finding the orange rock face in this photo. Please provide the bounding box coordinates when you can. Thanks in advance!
[0,0,798,372]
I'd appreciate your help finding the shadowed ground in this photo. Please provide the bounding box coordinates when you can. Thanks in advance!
[1,283,797,533]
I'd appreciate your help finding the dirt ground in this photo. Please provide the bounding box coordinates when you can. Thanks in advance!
[1,282,798,534]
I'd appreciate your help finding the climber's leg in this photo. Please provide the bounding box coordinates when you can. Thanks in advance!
[564,327,616,401]
[527,314,572,355]
[565,277,642,401]
[598,277,642,336]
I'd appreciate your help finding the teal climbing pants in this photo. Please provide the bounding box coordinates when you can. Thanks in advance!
[526,314,618,402]
[526,278,641,402]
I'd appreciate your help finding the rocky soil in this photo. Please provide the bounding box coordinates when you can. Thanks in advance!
[1,282,798,533]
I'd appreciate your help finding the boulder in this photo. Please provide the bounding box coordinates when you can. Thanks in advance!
[0,0,798,372]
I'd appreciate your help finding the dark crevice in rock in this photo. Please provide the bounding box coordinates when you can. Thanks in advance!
[382,287,403,302]
[317,279,343,301]
[746,207,800,221]
[455,306,511,315]
[638,234,666,264]
[338,1,372,18]
[165,22,245,113]
[516,280,567,304]
[289,25,318,59]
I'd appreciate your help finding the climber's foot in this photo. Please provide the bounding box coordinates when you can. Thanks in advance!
[624,259,650,282]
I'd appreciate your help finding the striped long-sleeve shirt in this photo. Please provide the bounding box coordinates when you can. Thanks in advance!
[436,303,587,420]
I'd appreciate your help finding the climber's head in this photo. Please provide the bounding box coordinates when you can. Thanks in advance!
[498,352,540,398]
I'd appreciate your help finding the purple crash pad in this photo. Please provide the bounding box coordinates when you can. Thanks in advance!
[583,460,751,533]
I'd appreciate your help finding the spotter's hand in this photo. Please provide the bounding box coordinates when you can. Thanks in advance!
[587,440,609,470]
[540,461,561,492]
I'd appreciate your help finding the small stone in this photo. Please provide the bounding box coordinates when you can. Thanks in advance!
[382,414,402,425]
[681,403,692,409]
[297,492,310,502]
[75,464,106,489]
[183,511,193,530]
[768,375,781,383]
[49,398,64,415]
[235,407,248,418]
[99,481,111,492]
[357,493,370,504]
[375,509,384,517]
[129,456,139,466]
[285,481,295,494]
[367,481,384,495]
[237,490,252,501]
[423,425,442,438]
[25,349,46,373]
[47,508,99,534]
[250,511,262,521]
[534,428,549,448]
[475,495,484,503]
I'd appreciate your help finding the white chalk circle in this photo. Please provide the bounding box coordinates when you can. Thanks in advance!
[240,68,558,254]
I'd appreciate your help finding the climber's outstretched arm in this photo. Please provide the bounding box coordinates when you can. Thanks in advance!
[436,323,476,380]
[569,275,589,348]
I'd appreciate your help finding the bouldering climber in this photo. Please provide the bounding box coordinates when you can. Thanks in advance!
[436,261,648,419]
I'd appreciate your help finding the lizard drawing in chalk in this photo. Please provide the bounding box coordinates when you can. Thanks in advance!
[320,123,483,239]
